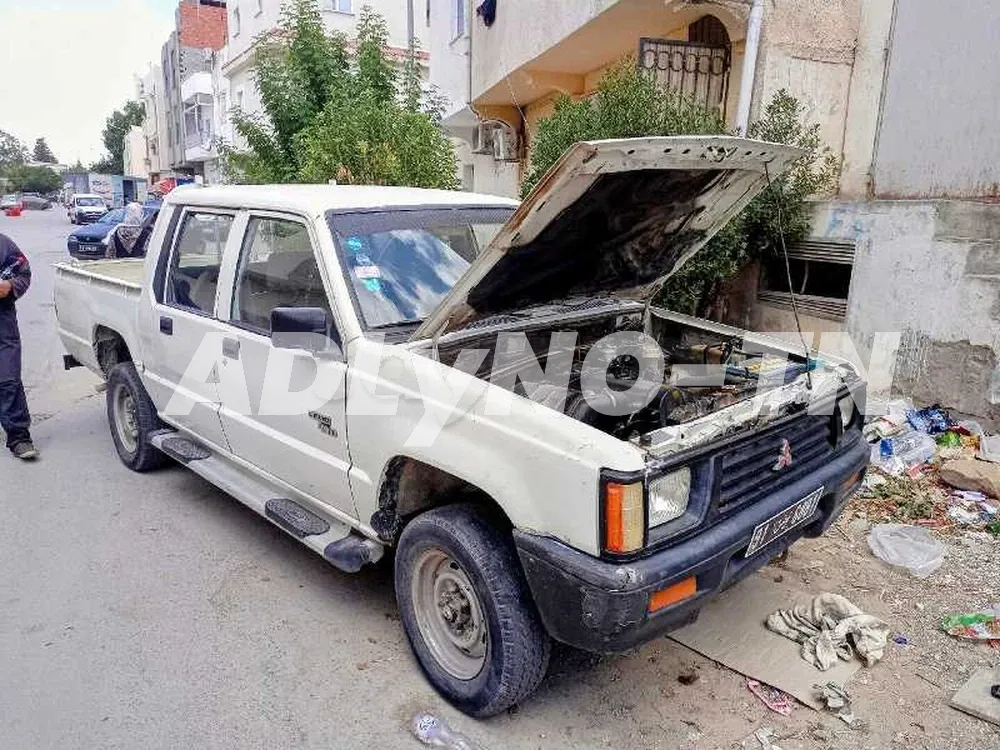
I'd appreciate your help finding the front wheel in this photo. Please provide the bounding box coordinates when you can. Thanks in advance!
[106,362,169,472]
[395,504,552,717]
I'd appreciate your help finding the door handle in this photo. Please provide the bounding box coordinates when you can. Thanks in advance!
[222,337,241,360]
[159,316,173,335]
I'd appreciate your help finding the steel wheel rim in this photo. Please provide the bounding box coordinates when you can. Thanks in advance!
[113,384,139,455]
[411,548,488,680]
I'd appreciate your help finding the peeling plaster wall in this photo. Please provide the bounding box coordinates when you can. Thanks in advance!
[755,0,860,166]
[812,200,1000,423]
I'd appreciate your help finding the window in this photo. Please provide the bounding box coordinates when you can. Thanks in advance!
[232,217,332,332]
[328,207,513,329]
[453,0,467,39]
[231,6,241,36]
[165,211,234,314]
[328,0,352,13]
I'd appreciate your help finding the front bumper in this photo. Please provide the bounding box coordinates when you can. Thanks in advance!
[514,434,869,653]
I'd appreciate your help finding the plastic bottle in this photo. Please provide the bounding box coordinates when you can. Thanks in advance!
[410,712,486,750]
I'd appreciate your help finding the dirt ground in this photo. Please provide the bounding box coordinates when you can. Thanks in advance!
[475,498,999,750]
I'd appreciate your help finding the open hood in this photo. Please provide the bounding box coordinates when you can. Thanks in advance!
[412,136,802,341]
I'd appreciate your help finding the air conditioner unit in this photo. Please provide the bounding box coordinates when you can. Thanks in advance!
[471,123,493,155]
[493,126,518,162]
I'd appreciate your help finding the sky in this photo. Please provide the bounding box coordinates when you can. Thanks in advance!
[0,0,178,165]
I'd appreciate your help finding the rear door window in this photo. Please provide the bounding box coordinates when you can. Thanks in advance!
[164,211,234,315]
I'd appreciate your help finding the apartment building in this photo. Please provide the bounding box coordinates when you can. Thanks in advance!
[159,0,229,182]
[219,0,429,154]
[431,0,1000,423]
[135,64,169,183]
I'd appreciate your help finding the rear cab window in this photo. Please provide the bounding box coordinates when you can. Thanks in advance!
[164,210,235,315]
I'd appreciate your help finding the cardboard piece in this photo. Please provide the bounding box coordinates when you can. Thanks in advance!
[950,668,1000,727]
[669,572,862,710]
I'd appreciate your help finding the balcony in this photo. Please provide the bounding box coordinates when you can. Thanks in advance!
[471,0,745,134]
[184,93,216,162]
[180,71,213,103]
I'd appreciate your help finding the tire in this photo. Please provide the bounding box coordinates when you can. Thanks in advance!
[395,503,551,717]
[106,362,169,472]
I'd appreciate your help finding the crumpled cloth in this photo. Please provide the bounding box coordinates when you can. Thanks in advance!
[765,593,890,671]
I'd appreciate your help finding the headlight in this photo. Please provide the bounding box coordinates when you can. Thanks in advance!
[648,468,691,528]
[837,395,855,428]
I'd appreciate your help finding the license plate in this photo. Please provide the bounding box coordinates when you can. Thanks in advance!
[745,486,824,558]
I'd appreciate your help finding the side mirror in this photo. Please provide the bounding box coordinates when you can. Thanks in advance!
[270,307,342,358]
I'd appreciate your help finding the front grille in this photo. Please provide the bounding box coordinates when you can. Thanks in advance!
[717,413,834,511]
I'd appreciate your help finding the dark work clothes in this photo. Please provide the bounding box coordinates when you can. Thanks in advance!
[0,233,32,448]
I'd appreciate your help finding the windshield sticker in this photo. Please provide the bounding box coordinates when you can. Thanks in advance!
[355,265,382,280]
[362,278,384,293]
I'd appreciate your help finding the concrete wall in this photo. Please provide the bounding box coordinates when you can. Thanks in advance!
[754,0,859,174]
[450,138,520,197]
[811,200,1000,423]
[429,0,470,119]
[873,0,1000,198]
[123,127,147,179]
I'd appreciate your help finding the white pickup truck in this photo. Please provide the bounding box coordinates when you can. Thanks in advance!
[54,137,869,717]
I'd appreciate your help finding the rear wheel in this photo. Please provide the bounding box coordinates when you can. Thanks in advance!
[106,362,169,472]
[395,504,551,717]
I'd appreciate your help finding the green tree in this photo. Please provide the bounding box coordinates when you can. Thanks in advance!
[32,137,57,164]
[7,165,63,193]
[0,129,28,168]
[91,100,145,174]
[523,60,838,315]
[222,0,457,188]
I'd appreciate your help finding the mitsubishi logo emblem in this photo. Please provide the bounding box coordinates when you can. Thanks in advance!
[772,438,793,471]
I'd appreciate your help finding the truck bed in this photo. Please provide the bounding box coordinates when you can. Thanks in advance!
[56,258,146,288]
[54,259,145,377]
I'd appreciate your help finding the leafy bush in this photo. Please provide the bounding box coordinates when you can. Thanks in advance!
[523,60,839,315]
[5,164,62,194]
[521,59,727,197]
[221,0,457,189]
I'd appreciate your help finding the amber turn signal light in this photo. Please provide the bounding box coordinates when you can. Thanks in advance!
[648,576,697,613]
[604,481,644,554]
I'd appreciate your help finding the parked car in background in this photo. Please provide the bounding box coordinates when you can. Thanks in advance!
[67,204,160,260]
[20,193,53,210]
[68,194,108,224]
[1,194,20,210]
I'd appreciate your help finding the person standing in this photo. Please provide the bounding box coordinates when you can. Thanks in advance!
[0,233,38,460]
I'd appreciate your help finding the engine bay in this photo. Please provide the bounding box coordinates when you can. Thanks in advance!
[435,305,814,443]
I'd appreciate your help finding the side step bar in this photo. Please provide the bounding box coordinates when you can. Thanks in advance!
[150,432,383,572]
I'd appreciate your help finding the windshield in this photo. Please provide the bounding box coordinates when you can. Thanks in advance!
[77,197,105,207]
[328,207,513,329]
[97,208,125,225]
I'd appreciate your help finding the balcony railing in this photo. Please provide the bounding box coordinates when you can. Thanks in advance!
[638,38,731,117]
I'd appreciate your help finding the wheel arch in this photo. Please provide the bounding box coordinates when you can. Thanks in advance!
[93,325,132,376]
[371,456,511,545]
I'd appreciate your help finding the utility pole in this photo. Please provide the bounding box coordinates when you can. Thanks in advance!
[406,0,415,49]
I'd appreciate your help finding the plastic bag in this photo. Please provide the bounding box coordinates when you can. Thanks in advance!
[870,429,936,474]
[941,607,1000,640]
[906,407,953,434]
[867,524,945,578]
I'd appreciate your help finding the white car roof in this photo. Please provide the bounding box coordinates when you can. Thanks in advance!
[164,184,519,216]
[74,194,104,200]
